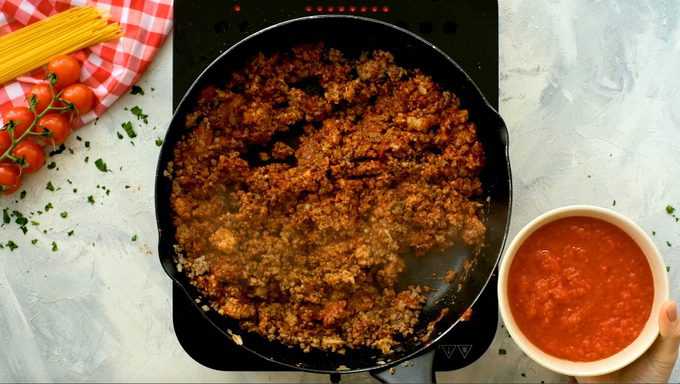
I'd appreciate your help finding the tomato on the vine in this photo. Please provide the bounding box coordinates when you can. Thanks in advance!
[11,139,45,174]
[47,55,81,90]
[35,113,71,145]
[61,83,95,115]
[3,107,35,138]
[30,83,55,113]
[0,162,21,194]
[0,130,10,155]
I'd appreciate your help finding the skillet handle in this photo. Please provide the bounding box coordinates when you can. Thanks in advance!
[370,349,436,384]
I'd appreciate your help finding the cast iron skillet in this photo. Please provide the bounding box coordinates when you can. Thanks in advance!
[155,15,511,383]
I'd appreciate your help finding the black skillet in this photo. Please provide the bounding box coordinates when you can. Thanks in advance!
[155,15,511,383]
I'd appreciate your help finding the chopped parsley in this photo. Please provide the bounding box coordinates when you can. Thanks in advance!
[51,241,58,252]
[85,141,90,148]
[131,85,145,95]
[652,231,656,236]
[73,188,78,193]
[94,158,109,172]
[667,205,676,214]
[155,137,164,147]
[3,208,10,224]
[19,191,26,199]
[47,162,56,169]
[121,121,137,138]
[49,144,66,156]
[67,230,74,237]
[60,211,68,219]
[46,181,55,191]
[31,239,38,245]
[130,106,148,124]
[612,200,616,206]
[6,240,18,251]
[87,195,95,205]
[131,234,138,242]
[116,132,124,140]
[84,156,89,163]
[44,202,53,212]
[667,266,671,272]
[76,136,82,141]
[667,241,672,248]
[498,348,507,355]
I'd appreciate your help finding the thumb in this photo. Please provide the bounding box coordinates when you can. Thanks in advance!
[654,300,680,364]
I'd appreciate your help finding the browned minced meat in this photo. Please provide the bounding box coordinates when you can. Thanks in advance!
[170,44,486,354]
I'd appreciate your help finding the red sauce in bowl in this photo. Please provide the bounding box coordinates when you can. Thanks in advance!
[508,216,654,362]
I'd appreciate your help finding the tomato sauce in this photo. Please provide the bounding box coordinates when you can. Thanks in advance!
[508,216,654,362]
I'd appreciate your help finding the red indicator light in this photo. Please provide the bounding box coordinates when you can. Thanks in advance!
[233,4,241,12]
[360,6,367,12]
[371,6,378,12]
[382,5,390,13]
[338,6,345,12]
[327,6,334,12]
[305,5,312,12]
[316,5,323,12]
[349,5,357,12]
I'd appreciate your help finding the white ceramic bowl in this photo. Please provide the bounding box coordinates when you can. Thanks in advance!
[498,205,669,377]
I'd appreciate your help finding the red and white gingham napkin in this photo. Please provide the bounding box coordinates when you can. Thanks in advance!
[0,0,173,126]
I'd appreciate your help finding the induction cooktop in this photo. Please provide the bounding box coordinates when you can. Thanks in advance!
[172,0,500,375]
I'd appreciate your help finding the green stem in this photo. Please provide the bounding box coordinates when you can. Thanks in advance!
[0,87,64,163]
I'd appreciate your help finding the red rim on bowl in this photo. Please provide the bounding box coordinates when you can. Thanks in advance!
[497,205,669,377]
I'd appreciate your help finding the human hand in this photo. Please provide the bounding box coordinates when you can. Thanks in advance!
[575,300,680,384]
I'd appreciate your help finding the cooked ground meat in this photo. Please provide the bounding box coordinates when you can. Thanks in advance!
[170,43,486,353]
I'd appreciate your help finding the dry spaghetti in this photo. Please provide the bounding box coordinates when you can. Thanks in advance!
[0,7,121,85]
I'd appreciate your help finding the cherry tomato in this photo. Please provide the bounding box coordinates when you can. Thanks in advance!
[35,113,71,145]
[11,139,45,174]
[3,107,34,138]
[0,162,21,195]
[0,131,10,155]
[30,83,54,113]
[60,83,95,114]
[47,55,81,90]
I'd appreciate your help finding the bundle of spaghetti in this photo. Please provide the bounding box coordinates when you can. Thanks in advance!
[0,6,122,85]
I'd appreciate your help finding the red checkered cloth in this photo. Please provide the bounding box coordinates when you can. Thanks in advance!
[0,0,173,126]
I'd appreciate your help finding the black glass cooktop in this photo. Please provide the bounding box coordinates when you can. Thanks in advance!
[172,0,499,373]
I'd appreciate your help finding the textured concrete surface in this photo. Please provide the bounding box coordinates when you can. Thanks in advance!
[1,0,679,382]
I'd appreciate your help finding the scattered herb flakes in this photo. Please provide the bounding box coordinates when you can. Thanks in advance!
[667,241,672,248]
[30,220,39,226]
[46,181,55,191]
[47,162,56,169]
[76,136,82,141]
[42,229,47,234]
[49,144,66,156]
[131,234,138,242]
[125,185,130,189]
[117,132,124,140]
[666,205,676,215]
[31,239,38,245]
[667,266,671,272]
[587,174,591,178]
[94,158,109,172]
[155,137,164,147]
[521,373,526,378]
[73,188,78,193]
[60,211,68,219]
[121,121,137,138]
[151,87,155,92]
[6,240,18,251]
[85,156,89,163]
[3,208,10,224]
[94,117,99,125]
[652,231,656,236]
[85,141,91,148]
[66,179,72,185]
[51,241,58,252]
[67,230,75,236]
[19,190,26,199]
[131,85,145,95]
[87,195,95,205]
[130,106,149,124]
[612,200,616,206]
[498,348,507,355]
